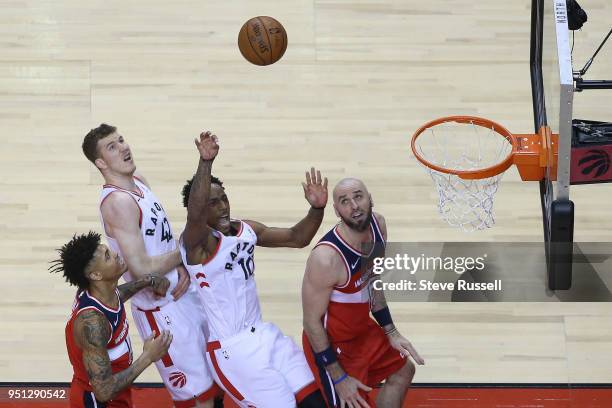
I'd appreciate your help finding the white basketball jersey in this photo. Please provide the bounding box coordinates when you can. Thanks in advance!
[100,177,179,309]
[180,220,262,341]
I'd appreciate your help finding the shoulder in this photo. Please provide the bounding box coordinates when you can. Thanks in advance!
[308,244,344,272]
[373,212,387,238]
[373,211,386,226]
[304,244,346,287]
[101,189,138,209]
[100,191,140,221]
[242,219,263,233]
[73,308,110,348]
[242,219,256,228]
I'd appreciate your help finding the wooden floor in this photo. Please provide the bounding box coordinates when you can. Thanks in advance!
[1,0,611,384]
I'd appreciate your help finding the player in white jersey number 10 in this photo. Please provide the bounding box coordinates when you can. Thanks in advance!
[179,131,328,408]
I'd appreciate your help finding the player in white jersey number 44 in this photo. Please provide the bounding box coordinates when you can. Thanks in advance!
[83,124,221,408]
[179,131,328,408]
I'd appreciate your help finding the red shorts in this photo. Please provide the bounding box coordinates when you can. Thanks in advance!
[302,318,406,408]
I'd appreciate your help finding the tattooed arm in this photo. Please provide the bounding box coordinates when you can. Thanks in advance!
[74,310,172,402]
[117,274,166,302]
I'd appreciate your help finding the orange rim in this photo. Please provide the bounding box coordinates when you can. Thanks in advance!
[411,115,518,180]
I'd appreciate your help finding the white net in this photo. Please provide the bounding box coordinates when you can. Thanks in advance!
[414,120,514,232]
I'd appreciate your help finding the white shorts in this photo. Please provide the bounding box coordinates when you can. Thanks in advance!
[206,321,316,408]
[132,288,216,404]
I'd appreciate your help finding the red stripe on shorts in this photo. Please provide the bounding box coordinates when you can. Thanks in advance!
[295,381,320,403]
[143,310,174,368]
[207,341,244,401]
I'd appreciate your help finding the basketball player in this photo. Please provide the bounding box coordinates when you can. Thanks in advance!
[50,231,173,408]
[179,131,328,407]
[302,178,425,408]
[82,124,220,408]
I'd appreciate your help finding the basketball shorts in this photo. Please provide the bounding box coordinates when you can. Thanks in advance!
[303,318,407,408]
[70,383,132,408]
[206,321,318,408]
[131,288,217,405]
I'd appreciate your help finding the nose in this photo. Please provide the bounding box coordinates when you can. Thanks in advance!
[350,199,359,210]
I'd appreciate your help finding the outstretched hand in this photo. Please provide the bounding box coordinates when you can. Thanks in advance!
[195,131,219,161]
[387,330,425,366]
[302,167,328,209]
[335,375,372,408]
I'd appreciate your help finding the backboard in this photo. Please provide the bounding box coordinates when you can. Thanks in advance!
[530,0,575,289]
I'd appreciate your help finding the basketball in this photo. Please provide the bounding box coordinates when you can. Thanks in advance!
[238,16,287,66]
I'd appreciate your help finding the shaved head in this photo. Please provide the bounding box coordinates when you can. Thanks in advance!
[332,178,369,204]
[332,178,373,232]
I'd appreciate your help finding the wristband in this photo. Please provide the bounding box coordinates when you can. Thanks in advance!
[311,205,325,210]
[332,373,348,385]
[315,346,337,366]
[373,307,393,327]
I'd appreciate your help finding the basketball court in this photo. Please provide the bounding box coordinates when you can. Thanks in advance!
[1,0,611,406]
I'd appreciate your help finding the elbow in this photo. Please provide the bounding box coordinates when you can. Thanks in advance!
[299,236,314,248]
[302,321,312,336]
[290,230,312,248]
[295,239,310,249]
[302,315,320,335]
[92,387,114,403]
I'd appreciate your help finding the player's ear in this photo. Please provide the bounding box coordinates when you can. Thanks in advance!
[370,194,374,208]
[86,268,103,282]
[94,157,107,171]
[333,203,340,218]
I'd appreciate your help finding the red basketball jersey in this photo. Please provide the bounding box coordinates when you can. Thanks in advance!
[65,289,133,408]
[313,216,386,342]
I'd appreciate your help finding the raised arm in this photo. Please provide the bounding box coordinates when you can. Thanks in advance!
[74,310,172,403]
[182,131,219,264]
[101,193,180,280]
[246,167,328,248]
[368,212,425,366]
[302,245,372,407]
[117,274,165,302]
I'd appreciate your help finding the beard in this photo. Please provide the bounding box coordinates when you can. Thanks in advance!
[340,204,373,232]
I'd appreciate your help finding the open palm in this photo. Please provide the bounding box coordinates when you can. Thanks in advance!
[195,131,219,161]
[302,167,328,209]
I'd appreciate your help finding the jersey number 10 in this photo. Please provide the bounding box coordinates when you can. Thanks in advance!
[237,256,254,280]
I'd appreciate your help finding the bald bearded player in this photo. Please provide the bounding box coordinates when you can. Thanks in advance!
[302,178,425,408]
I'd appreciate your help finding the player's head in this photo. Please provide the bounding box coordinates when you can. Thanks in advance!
[332,178,373,232]
[82,124,136,177]
[182,175,231,234]
[49,231,128,290]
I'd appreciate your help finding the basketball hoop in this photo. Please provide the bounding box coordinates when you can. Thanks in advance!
[411,116,557,231]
